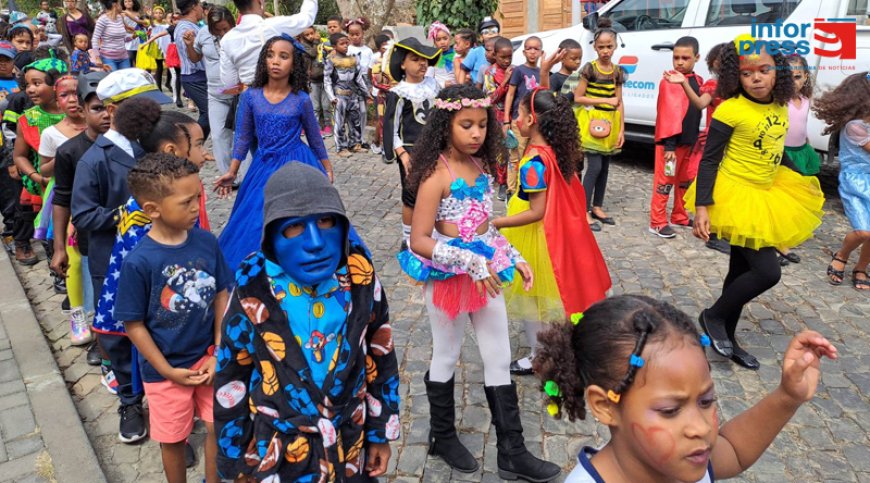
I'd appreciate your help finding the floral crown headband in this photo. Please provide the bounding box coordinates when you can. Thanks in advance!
[434,97,492,111]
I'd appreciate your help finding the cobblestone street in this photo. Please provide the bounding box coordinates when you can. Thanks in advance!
[8,133,870,481]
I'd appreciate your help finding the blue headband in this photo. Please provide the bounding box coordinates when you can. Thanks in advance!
[280,33,306,56]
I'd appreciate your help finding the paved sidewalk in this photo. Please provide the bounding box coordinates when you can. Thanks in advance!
[6,134,870,482]
[0,248,106,483]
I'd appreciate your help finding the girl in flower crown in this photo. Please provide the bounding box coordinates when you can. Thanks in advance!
[534,295,837,483]
[492,88,611,376]
[399,84,560,482]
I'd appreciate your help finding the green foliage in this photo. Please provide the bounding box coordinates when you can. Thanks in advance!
[416,0,498,31]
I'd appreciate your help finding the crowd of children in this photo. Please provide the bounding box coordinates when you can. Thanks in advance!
[0,4,861,481]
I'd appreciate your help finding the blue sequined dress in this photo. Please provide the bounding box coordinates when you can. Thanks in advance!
[218,88,330,270]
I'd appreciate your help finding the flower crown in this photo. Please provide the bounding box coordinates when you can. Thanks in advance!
[434,97,492,111]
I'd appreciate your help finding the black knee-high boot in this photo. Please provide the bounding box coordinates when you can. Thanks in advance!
[424,372,479,472]
[725,312,759,369]
[485,382,561,482]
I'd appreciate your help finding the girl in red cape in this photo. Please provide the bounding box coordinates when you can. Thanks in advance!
[494,88,611,375]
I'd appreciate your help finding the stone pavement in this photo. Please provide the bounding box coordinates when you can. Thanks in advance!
[6,131,870,481]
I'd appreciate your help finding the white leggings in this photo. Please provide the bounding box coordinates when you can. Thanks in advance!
[425,283,512,386]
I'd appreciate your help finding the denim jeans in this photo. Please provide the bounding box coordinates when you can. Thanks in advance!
[310,81,332,127]
[100,56,131,71]
[181,75,210,139]
[81,255,94,314]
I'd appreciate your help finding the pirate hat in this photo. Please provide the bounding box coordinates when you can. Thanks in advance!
[385,37,441,81]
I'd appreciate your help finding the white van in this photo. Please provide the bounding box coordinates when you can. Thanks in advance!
[510,0,870,156]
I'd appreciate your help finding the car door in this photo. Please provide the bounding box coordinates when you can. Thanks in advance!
[589,0,699,128]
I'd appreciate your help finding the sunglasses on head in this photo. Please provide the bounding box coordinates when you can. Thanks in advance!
[480,26,499,35]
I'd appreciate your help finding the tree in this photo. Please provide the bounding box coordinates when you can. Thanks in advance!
[416,0,498,31]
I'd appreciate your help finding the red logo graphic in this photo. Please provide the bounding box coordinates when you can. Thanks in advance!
[813,18,857,59]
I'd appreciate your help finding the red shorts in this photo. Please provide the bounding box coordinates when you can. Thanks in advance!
[143,355,214,443]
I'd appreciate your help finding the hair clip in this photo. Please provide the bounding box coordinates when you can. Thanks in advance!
[607,389,621,404]
[570,312,584,325]
[544,380,560,398]
[700,334,711,347]
[629,354,644,368]
[546,401,559,417]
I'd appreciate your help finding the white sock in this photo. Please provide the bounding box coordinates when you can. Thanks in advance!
[401,223,411,241]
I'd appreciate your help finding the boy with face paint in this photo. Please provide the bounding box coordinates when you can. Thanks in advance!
[651,36,703,238]
[214,163,400,481]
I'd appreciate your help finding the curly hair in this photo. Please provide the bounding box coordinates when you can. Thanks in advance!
[705,42,728,75]
[715,43,793,104]
[128,152,200,204]
[519,89,579,180]
[813,71,870,136]
[787,55,813,99]
[113,97,163,143]
[406,84,506,193]
[117,99,199,153]
[252,36,309,92]
[533,295,702,422]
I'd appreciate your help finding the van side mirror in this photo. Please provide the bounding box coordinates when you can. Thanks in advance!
[583,11,599,31]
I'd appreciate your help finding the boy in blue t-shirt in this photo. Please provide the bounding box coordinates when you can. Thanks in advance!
[502,35,542,195]
[115,153,229,482]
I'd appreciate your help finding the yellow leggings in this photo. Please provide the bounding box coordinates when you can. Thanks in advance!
[66,244,83,308]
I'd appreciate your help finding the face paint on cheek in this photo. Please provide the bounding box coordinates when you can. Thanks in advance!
[270,215,345,286]
[631,423,678,466]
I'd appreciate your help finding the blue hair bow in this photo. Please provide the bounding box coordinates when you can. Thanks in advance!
[280,33,307,55]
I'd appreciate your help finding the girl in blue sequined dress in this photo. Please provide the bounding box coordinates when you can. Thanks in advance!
[215,35,333,270]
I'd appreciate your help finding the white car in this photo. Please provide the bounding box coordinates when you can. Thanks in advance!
[511,0,870,157]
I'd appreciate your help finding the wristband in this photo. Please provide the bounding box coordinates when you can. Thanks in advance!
[207,344,216,357]
[432,241,489,281]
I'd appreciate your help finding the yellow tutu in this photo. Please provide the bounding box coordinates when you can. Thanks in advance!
[501,198,565,322]
[577,106,622,155]
[684,166,824,250]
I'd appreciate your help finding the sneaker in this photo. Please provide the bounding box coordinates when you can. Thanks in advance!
[338,149,352,157]
[370,144,383,155]
[100,365,118,395]
[360,143,370,150]
[649,225,677,238]
[69,308,94,346]
[86,342,102,366]
[322,125,333,137]
[118,403,147,443]
[14,245,38,266]
[2,235,13,254]
[53,274,67,294]
[497,184,507,201]
[351,144,364,153]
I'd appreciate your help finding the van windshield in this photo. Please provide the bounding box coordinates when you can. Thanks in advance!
[706,0,803,27]
[603,0,690,31]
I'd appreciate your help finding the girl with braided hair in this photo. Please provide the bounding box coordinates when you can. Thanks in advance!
[399,83,560,482]
[491,88,610,376]
[534,295,838,483]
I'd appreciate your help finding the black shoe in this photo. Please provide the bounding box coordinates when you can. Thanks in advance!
[777,250,800,264]
[176,100,184,108]
[730,345,760,370]
[185,441,196,468]
[485,383,561,482]
[61,296,71,312]
[705,237,731,255]
[53,274,67,294]
[118,403,147,443]
[509,358,534,376]
[425,372,479,473]
[590,211,615,225]
[497,184,507,201]
[778,255,791,267]
[649,225,677,238]
[86,342,101,366]
[360,143,370,150]
[589,222,601,232]
[698,310,733,358]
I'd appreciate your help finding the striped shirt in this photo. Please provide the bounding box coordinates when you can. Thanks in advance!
[580,61,624,111]
[174,20,206,76]
[92,14,129,60]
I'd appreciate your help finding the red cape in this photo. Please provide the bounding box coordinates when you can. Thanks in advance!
[654,73,702,142]
[533,145,611,316]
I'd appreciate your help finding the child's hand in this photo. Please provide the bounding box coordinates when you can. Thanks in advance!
[693,206,711,242]
[191,356,217,386]
[213,172,237,199]
[164,367,204,386]
[779,330,838,405]
[516,261,534,291]
[541,48,565,71]
[365,443,391,477]
[100,64,112,72]
[663,69,686,84]
[605,97,620,107]
[475,265,503,298]
[617,128,625,148]
[331,98,338,106]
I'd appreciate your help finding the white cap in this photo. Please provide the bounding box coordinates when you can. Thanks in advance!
[96,68,172,104]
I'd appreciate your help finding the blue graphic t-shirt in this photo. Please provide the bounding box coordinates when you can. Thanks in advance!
[115,228,231,382]
[508,64,541,119]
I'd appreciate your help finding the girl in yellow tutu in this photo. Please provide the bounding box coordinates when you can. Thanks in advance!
[493,88,610,375]
[685,41,824,370]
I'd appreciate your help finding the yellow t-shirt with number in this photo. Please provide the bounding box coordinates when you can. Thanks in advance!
[714,94,789,187]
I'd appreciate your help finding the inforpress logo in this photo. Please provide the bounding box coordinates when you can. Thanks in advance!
[813,18,857,59]
[618,56,639,75]
[743,18,857,60]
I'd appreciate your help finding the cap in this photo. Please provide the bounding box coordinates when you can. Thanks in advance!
[96,68,172,104]
[0,41,15,59]
[78,71,108,101]
[478,16,500,32]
